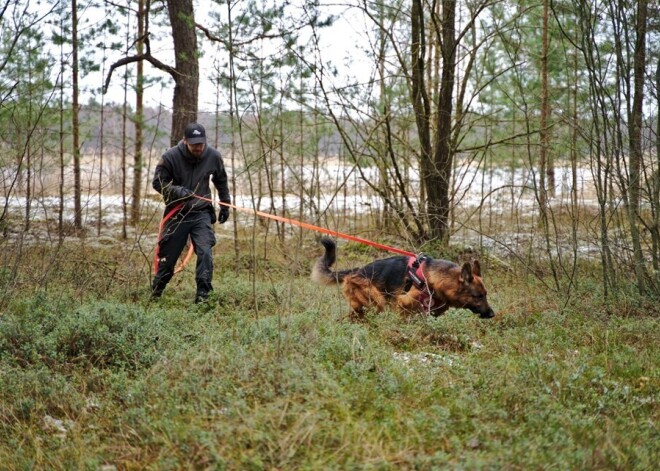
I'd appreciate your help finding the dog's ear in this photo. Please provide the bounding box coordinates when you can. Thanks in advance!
[472,260,481,277]
[460,262,473,283]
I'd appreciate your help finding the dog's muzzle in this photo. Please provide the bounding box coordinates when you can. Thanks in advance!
[479,308,495,319]
[470,306,495,319]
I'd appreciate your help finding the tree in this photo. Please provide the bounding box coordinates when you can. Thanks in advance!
[627,0,649,293]
[165,0,198,143]
[343,0,490,244]
[568,0,658,296]
[0,2,61,289]
[131,0,146,225]
[104,0,199,145]
[71,0,82,230]
[411,0,432,241]
[427,0,458,243]
[0,9,57,222]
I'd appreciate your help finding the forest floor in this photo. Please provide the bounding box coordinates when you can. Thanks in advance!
[0,225,658,469]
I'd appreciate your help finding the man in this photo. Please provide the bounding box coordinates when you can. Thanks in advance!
[151,122,231,303]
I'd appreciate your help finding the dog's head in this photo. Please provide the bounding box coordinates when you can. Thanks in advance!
[457,260,495,319]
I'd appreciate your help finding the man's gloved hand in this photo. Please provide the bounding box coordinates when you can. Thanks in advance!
[218,205,230,224]
[173,186,194,200]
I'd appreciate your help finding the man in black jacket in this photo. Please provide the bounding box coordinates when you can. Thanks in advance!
[151,122,231,303]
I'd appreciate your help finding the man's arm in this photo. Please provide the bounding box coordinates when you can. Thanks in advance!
[153,158,192,203]
[211,155,231,204]
[211,154,231,224]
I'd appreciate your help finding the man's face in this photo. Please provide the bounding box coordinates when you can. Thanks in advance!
[185,140,205,158]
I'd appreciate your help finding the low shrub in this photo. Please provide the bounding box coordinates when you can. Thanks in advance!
[0,294,166,371]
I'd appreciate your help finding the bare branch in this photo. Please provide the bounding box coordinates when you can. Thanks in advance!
[103,52,176,94]
[195,22,228,47]
[195,21,307,48]
[102,0,177,95]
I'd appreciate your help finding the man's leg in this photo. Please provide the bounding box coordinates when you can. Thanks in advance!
[189,212,216,302]
[152,217,191,298]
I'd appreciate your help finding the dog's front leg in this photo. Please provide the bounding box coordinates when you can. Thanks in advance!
[396,288,422,317]
[428,293,449,317]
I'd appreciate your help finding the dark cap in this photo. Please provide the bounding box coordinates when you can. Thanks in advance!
[184,123,207,145]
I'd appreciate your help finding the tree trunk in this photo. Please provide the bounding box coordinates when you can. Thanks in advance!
[653,59,660,270]
[59,15,65,243]
[410,0,431,241]
[98,41,105,237]
[72,0,82,230]
[429,0,456,243]
[224,1,240,270]
[167,0,199,145]
[628,0,648,293]
[132,0,145,226]
[539,0,549,212]
[121,59,128,240]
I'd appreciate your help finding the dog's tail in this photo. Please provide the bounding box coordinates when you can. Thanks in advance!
[311,237,351,285]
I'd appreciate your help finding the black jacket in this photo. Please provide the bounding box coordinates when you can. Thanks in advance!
[152,141,231,217]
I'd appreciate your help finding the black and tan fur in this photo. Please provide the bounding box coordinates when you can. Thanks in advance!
[312,237,495,320]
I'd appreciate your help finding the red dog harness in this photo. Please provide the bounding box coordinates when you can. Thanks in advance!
[406,255,441,312]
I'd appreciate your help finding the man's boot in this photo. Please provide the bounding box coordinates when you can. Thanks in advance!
[151,282,166,300]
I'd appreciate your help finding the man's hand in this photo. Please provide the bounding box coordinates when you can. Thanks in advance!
[219,206,230,224]
[175,187,194,200]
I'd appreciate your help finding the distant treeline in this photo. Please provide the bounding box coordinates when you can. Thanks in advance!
[77,102,344,158]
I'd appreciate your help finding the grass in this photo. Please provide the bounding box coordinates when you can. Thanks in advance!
[0,236,658,470]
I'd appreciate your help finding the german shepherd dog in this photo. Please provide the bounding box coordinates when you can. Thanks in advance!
[312,237,495,320]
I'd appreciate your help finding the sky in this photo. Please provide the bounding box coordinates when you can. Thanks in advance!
[74,1,373,113]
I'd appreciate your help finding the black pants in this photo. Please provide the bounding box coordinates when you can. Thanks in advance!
[152,210,216,298]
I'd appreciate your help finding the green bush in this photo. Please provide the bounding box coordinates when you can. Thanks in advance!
[0,295,166,370]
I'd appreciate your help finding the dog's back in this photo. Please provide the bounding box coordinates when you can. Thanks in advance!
[354,256,409,295]
[312,238,407,290]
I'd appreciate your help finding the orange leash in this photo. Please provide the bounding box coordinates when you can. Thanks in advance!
[153,203,195,275]
[175,241,195,274]
[157,194,416,276]
[195,194,416,257]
